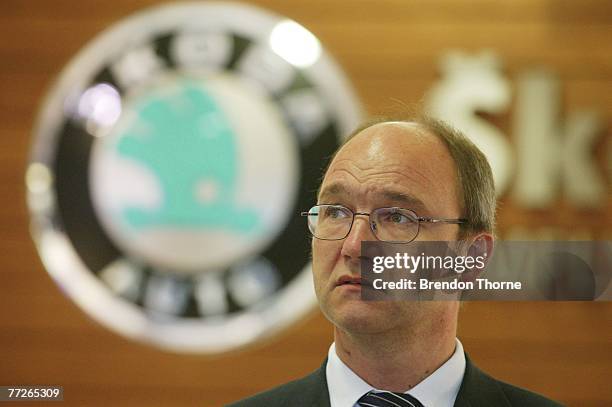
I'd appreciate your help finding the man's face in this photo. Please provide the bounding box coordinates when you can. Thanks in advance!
[311,122,463,335]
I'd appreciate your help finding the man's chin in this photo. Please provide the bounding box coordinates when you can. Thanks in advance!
[321,299,399,334]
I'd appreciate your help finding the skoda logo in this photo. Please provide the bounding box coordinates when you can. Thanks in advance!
[27,2,361,352]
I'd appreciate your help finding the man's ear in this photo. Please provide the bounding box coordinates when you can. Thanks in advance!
[461,232,494,283]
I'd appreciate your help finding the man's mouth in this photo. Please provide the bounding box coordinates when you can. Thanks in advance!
[336,276,362,287]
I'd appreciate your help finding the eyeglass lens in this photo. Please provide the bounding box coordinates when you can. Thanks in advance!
[307,205,419,242]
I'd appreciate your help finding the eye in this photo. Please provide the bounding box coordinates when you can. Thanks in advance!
[388,212,408,223]
[321,205,350,220]
[380,209,416,225]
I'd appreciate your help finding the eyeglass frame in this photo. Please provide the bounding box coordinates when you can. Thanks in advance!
[301,204,468,243]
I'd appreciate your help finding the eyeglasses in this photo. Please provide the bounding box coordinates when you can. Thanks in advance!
[301,204,467,243]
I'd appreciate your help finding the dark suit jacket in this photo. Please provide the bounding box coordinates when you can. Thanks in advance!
[228,355,564,407]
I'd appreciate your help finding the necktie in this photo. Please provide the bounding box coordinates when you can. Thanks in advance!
[357,390,425,407]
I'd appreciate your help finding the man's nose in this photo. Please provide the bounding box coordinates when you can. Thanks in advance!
[340,215,376,259]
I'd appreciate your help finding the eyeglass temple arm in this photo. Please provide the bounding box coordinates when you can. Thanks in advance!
[418,217,467,224]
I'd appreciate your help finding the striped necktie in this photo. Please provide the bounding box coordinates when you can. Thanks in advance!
[357,390,425,407]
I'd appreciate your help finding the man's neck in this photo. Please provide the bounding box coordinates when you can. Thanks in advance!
[333,324,457,392]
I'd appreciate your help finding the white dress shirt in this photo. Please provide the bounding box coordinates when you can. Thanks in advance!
[326,338,466,407]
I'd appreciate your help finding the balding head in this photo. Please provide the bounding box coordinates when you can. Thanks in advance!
[322,117,496,237]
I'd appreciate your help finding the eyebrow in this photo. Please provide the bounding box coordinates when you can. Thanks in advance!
[318,182,347,202]
[382,191,427,212]
[318,182,428,212]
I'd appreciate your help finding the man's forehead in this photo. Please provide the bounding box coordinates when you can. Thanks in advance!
[318,181,428,212]
[316,120,460,215]
[324,121,449,179]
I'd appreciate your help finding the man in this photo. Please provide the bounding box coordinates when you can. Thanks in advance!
[230,118,562,406]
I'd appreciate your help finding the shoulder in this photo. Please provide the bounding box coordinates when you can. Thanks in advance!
[457,355,564,407]
[495,379,564,407]
[226,362,330,407]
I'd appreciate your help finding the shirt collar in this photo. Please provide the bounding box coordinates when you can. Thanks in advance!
[326,338,466,407]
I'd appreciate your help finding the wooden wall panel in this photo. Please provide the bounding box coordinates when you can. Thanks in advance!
[0,1,610,406]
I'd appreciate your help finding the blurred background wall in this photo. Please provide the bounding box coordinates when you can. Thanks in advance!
[1,0,610,406]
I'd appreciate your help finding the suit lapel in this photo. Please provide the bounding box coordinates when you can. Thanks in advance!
[454,354,512,407]
[312,359,332,407]
[289,359,330,407]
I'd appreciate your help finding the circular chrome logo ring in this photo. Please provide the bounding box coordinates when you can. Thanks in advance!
[27,2,362,353]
